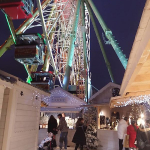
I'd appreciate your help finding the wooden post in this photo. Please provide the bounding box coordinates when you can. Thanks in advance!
[96,106,100,129]
[2,88,18,150]
[0,85,5,120]
[34,95,42,149]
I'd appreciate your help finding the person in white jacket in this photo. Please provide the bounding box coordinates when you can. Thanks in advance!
[117,117,129,150]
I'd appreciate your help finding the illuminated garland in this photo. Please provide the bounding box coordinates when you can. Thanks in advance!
[42,89,85,107]
[114,95,150,108]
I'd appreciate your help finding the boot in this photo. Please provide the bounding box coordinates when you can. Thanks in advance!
[75,144,79,150]
[80,145,83,150]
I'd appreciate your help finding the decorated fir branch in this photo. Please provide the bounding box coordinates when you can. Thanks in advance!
[83,107,100,149]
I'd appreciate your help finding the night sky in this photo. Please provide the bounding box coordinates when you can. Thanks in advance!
[0,0,147,90]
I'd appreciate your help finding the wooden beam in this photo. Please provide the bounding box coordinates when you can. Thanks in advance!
[0,85,5,120]
[124,90,150,97]
[127,84,150,93]
[2,89,18,150]
[132,73,150,85]
[120,39,150,96]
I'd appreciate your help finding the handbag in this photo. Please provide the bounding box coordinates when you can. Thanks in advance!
[136,129,146,149]
[123,135,129,148]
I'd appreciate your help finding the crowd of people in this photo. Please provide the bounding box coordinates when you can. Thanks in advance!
[117,117,150,150]
[46,114,87,150]
[39,113,150,150]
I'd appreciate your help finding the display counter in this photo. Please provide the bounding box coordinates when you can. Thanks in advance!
[38,128,75,147]
[97,129,118,150]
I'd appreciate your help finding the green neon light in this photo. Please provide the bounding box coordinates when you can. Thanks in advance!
[67,0,81,67]
[5,14,16,45]
[37,33,46,44]
[63,0,81,90]
[37,33,42,38]
[24,64,32,84]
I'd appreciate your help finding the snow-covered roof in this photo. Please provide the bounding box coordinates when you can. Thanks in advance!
[89,82,120,104]
[0,70,49,96]
[41,86,86,112]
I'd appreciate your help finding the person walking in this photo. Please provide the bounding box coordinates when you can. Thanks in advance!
[57,114,68,150]
[127,120,138,150]
[117,117,129,150]
[136,120,150,150]
[72,118,87,150]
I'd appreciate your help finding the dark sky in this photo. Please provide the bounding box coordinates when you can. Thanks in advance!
[0,0,147,90]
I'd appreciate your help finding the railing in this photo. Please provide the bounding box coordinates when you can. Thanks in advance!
[22,0,33,16]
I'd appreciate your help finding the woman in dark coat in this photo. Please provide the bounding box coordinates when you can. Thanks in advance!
[72,118,87,150]
[48,115,58,136]
[136,120,150,150]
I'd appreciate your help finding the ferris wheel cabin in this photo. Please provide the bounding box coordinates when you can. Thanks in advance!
[14,33,45,65]
[31,71,55,92]
[0,0,33,19]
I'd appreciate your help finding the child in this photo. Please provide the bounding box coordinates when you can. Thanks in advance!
[72,118,87,150]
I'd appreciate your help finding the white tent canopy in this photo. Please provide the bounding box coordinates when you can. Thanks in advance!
[41,87,86,112]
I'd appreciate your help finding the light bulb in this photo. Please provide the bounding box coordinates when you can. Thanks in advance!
[141,113,144,119]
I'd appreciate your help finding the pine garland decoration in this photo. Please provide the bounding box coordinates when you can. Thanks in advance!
[83,107,99,149]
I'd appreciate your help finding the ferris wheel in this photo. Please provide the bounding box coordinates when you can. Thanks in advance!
[0,0,128,101]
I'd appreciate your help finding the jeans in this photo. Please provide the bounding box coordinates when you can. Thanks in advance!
[119,139,129,150]
[59,132,68,149]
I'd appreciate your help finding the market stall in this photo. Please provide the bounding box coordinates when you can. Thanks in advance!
[88,82,122,129]
[38,87,86,147]
[110,95,150,125]
[87,82,150,149]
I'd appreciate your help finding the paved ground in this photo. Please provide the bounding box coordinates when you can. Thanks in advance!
[54,147,102,150]
[41,146,102,150]
[55,148,74,150]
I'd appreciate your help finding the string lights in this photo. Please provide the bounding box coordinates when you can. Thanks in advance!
[41,87,85,107]
[114,94,150,108]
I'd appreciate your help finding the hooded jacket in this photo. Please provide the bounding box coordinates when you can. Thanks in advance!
[117,119,128,139]
[48,117,57,134]
[136,126,150,150]
[57,117,68,132]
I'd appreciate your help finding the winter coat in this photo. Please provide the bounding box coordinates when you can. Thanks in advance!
[72,125,86,145]
[117,119,128,139]
[127,125,138,148]
[48,118,57,135]
[136,127,150,150]
[57,117,68,132]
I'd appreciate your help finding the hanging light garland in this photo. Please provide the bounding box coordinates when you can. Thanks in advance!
[114,94,150,108]
[42,88,85,107]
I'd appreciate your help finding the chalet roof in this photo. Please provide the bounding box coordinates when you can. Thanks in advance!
[110,96,130,108]
[0,73,17,84]
[120,0,150,97]
[0,70,50,96]
[41,86,86,112]
[89,82,120,104]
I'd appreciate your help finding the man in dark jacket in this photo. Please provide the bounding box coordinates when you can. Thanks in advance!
[57,114,68,150]
[136,120,150,150]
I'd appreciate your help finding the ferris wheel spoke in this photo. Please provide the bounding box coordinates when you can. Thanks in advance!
[0,0,91,100]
